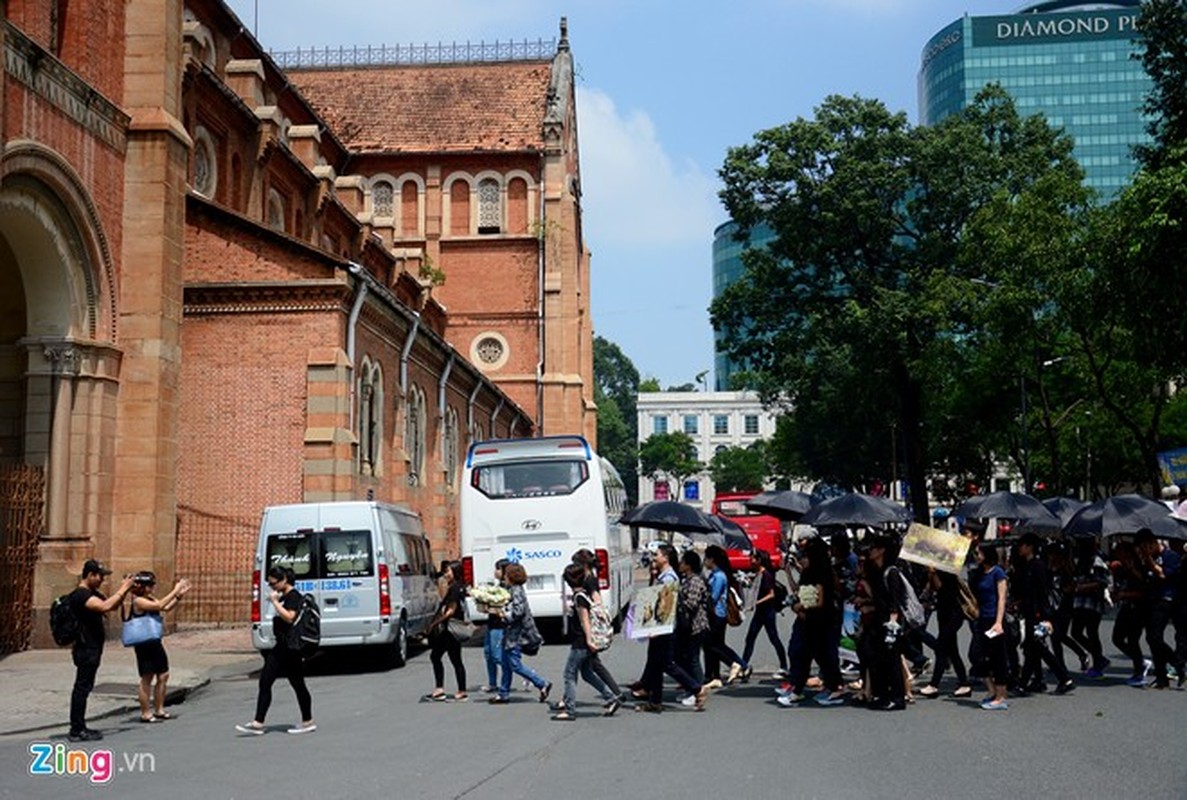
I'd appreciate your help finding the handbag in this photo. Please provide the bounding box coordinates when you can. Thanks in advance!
[725,586,744,627]
[447,618,476,643]
[957,578,979,621]
[121,613,163,647]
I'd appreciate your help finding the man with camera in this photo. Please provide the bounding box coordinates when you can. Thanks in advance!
[68,560,136,741]
[1015,534,1074,695]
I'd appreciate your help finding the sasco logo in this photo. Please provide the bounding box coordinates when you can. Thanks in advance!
[505,548,564,563]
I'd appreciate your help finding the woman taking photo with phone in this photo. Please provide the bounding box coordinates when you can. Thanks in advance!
[126,571,191,723]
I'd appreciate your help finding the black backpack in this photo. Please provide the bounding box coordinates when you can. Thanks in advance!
[286,593,321,655]
[50,594,80,646]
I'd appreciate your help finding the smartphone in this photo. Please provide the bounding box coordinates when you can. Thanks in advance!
[984,628,1002,639]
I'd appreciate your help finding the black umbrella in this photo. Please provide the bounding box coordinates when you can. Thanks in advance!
[1043,497,1090,527]
[745,490,813,521]
[798,493,911,528]
[694,515,754,552]
[952,491,1059,525]
[619,500,717,534]
[1063,494,1187,540]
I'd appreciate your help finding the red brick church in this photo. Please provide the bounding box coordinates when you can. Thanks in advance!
[0,0,595,648]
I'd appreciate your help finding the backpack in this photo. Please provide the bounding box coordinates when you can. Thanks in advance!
[886,566,926,630]
[286,593,321,655]
[725,586,744,627]
[50,594,80,647]
[577,591,613,652]
[772,579,789,610]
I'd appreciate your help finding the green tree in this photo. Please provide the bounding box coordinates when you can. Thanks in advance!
[638,377,661,393]
[708,442,769,493]
[593,336,640,505]
[1136,0,1187,169]
[712,88,1086,520]
[638,432,703,500]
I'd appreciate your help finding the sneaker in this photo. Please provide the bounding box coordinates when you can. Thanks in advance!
[1084,668,1104,680]
[488,696,510,704]
[480,685,497,694]
[815,692,846,707]
[602,698,621,717]
[678,693,696,707]
[1126,675,1148,688]
[840,661,861,677]
[877,700,907,711]
[1143,658,1153,682]
[980,699,1008,711]
[68,729,103,742]
[774,682,795,697]
[551,710,575,721]
[726,663,743,685]
[771,669,789,681]
[538,682,552,704]
[776,693,804,707]
[286,722,317,735]
[235,723,265,736]
[1053,680,1075,696]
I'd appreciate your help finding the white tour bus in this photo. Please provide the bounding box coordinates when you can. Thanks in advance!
[460,435,633,622]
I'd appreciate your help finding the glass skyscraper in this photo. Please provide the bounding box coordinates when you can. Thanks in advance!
[919,0,1151,199]
[712,220,775,391]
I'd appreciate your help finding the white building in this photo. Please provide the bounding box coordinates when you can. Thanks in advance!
[635,391,779,512]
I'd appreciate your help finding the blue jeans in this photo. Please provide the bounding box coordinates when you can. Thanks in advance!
[483,627,504,688]
[562,647,614,711]
[499,645,547,699]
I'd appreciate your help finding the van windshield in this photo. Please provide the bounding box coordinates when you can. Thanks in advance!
[472,459,589,499]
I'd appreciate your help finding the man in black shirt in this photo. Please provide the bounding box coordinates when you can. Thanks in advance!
[1016,534,1073,694]
[69,560,135,741]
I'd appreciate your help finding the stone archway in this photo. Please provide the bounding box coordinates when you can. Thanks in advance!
[0,145,121,651]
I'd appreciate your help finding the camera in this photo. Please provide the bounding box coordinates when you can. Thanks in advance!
[1033,623,1050,640]
[883,620,902,645]
[132,572,155,586]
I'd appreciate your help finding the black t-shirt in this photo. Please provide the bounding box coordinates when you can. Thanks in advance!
[569,590,592,649]
[69,587,106,650]
[272,589,302,646]
[755,569,777,609]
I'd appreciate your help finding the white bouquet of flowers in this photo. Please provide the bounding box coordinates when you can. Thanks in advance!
[798,585,820,610]
[470,582,511,613]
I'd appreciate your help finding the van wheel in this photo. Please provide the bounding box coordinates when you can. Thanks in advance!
[390,618,408,668]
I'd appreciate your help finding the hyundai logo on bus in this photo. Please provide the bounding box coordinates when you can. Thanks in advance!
[505,547,563,563]
[521,519,541,530]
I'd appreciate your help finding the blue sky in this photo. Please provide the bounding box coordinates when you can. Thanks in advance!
[225,0,1025,388]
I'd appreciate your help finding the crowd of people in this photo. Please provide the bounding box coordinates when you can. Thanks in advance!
[417,522,1185,718]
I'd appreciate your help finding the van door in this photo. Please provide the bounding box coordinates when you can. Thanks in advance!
[319,528,379,640]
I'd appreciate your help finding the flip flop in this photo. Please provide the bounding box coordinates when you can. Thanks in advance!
[153,712,173,720]
[139,716,161,724]
[425,692,448,702]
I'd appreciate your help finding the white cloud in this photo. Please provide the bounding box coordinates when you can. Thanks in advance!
[576,87,719,248]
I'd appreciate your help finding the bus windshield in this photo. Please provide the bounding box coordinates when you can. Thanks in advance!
[471,459,589,499]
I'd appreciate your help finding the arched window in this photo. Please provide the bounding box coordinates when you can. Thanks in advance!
[405,385,426,483]
[372,180,394,218]
[359,362,384,476]
[266,189,285,232]
[449,179,470,236]
[477,178,501,234]
[400,180,419,236]
[507,177,528,234]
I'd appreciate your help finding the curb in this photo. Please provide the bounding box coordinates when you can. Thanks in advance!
[0,679,209,738]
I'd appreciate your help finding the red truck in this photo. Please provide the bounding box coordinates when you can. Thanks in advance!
[711,492,784,571]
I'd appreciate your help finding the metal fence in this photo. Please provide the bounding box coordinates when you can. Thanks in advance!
[174,508,257,625]
[0,463,45,655]
[270,38,557,70]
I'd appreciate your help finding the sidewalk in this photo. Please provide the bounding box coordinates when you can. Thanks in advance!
[0,626,260,737]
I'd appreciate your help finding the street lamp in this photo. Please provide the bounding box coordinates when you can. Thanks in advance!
[1021,356,1070,494]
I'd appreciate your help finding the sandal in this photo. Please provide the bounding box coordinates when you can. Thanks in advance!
[952,685,973,698]
[551,710,575,721]
[453,692,469,702]
[139,716,161,724]
[153,712,172,720]
[917,686,940,698]
[425,692,448,702]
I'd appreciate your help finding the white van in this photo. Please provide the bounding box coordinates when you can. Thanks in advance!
[251,501,437,666]
[459,435,634,622]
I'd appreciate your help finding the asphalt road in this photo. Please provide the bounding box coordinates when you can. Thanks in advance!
[1,621,1185,800]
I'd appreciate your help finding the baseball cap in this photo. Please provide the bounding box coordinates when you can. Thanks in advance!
[81,559,112,577]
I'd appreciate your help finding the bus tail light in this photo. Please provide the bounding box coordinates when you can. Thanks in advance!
[596,548,610,590]
[251,569,261,623]
[378,563,392,617]
[462,556,474,586]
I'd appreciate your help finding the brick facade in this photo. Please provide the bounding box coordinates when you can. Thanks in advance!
[0,0,581,643]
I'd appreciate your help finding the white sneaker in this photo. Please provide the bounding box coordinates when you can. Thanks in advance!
[772,669,789,680]
[776,693,803,707]
[235,723,264,736]
[679,694,697,707]
[286,723,317,735]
